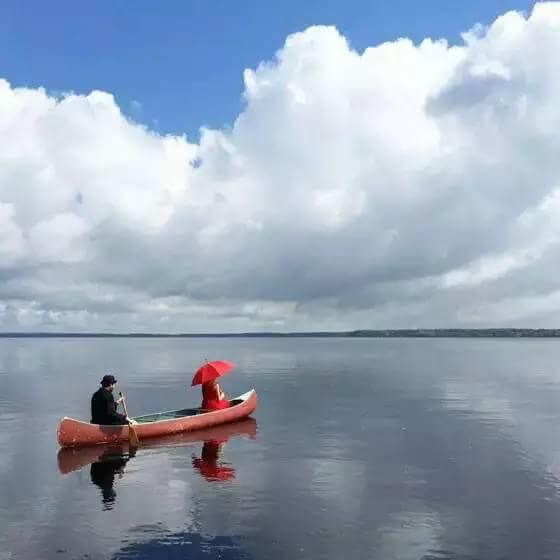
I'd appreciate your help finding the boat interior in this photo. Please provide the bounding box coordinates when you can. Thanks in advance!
[133,398,244,424]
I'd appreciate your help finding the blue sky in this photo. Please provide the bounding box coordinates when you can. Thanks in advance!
[1,0,533,139]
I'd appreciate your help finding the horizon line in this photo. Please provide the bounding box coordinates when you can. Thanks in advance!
[1,328,560,338]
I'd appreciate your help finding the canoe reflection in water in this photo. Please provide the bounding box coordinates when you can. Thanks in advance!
[57,418,257,504]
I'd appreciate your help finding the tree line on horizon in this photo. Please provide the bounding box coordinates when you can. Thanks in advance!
[1,328,560,337]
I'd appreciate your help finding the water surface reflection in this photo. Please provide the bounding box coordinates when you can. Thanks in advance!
[5,338,560,559]
[90,446,136,509]
[113,530,252,560]
[58,417,257,477]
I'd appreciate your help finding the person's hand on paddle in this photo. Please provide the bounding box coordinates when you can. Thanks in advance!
[116,395,124,406]
[126,417,137,425]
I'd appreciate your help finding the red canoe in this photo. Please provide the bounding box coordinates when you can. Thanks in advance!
[57,389,258,448]
[57,417,258,475]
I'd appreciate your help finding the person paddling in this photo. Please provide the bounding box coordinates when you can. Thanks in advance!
[91,374,134,425]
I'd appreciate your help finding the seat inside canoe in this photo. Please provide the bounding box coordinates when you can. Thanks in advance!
[133,398,244,424]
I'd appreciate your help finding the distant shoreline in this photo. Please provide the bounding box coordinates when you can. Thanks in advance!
[1,329,560,338]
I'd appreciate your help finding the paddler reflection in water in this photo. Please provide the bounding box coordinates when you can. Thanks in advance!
[90,446,136,509]
[91,374,136,425]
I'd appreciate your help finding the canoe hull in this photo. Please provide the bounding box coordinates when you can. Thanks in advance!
[57,417,258,475]
[57,389,258,448]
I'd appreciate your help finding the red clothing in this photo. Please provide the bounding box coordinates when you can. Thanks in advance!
[201,382,230,410]
[192,440,236,481]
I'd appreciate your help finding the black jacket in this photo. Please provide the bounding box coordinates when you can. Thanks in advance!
[91,387,127,425]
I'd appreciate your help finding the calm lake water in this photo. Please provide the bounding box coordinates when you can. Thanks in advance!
[2,337,560,559]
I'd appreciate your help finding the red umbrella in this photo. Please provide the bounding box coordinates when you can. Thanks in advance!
[191,360,235,386]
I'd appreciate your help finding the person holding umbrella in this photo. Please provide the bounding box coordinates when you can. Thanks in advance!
[192,360,234,411]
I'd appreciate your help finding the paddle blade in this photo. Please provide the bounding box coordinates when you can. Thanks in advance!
[129,424,140,447]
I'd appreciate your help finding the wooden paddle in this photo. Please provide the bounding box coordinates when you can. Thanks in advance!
[119,391,140,447]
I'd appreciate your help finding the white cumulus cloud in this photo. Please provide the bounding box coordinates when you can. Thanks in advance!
[2,3,560,331]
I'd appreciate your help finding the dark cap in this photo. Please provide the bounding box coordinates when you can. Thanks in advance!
[101,374,117,387]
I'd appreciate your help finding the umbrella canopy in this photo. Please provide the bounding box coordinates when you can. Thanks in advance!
[191,360,235,386]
